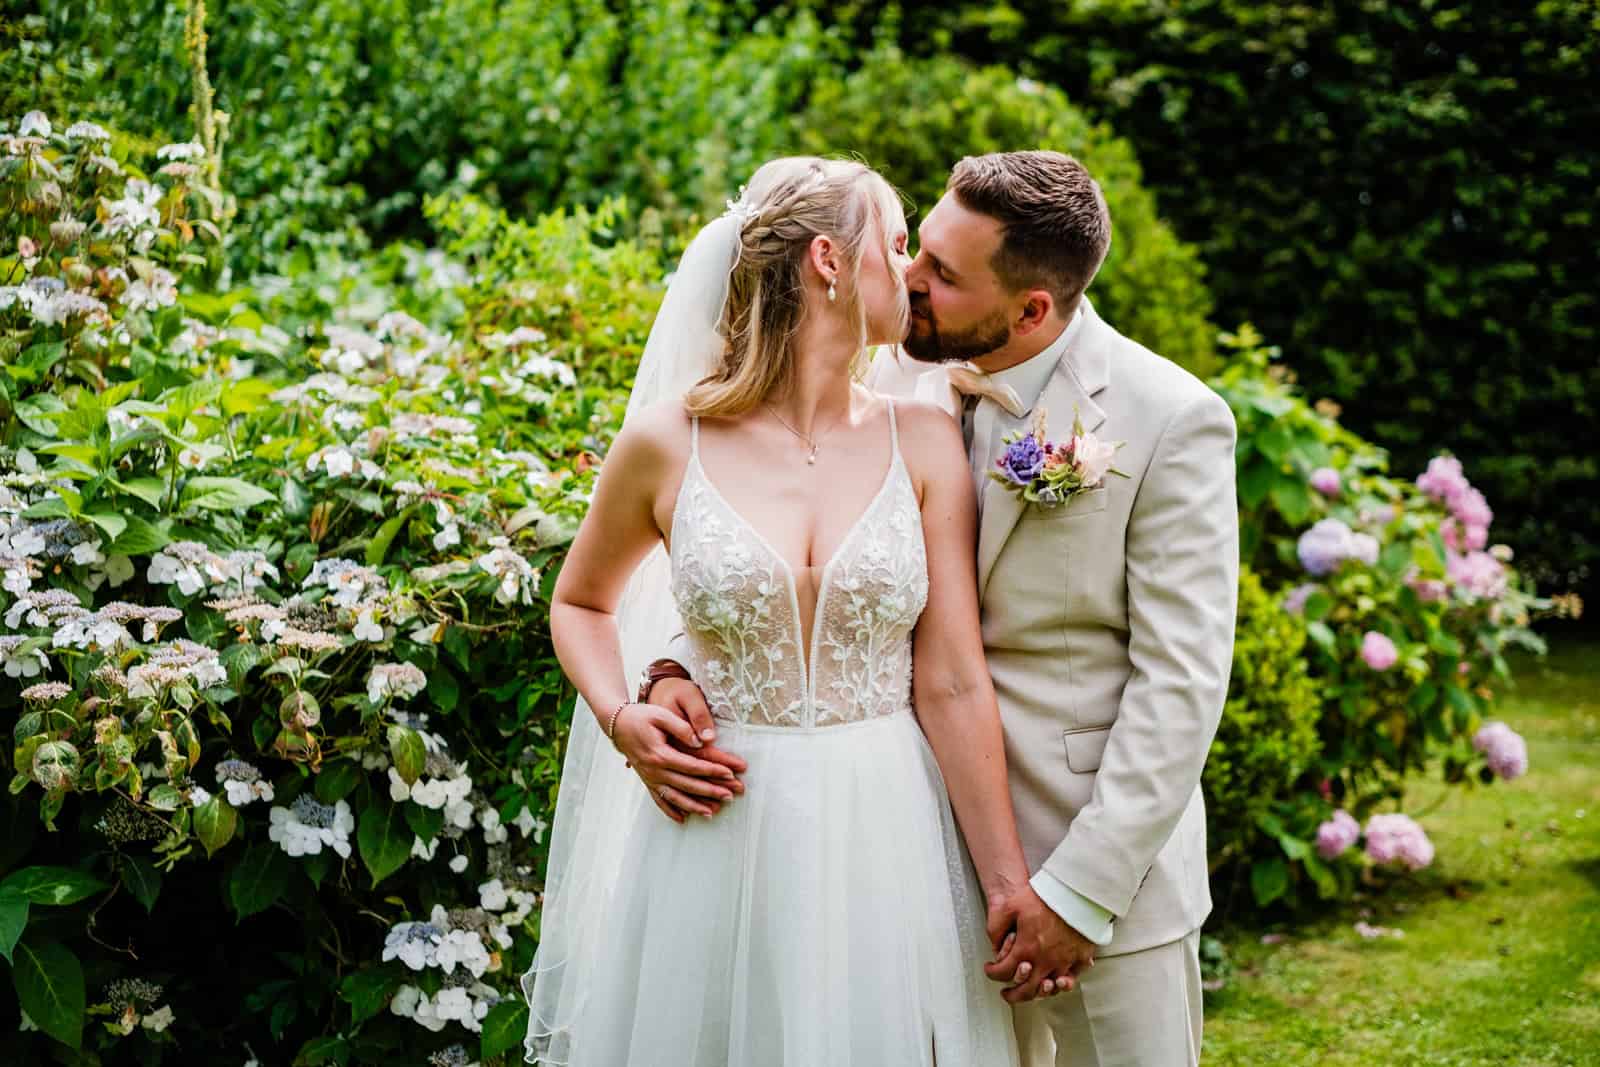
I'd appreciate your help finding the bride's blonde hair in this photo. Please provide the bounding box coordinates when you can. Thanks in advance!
[684,157,906,418]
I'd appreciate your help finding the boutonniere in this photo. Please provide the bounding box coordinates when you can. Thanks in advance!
[989,407,1128,508]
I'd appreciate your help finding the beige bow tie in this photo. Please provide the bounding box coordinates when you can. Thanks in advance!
[946,364,1026,418]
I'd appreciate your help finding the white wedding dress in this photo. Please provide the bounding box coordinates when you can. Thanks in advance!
[528,405,1020,1066]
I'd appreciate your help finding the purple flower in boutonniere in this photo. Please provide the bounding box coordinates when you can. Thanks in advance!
[989,407,1127,509]
[997,435,1046,486]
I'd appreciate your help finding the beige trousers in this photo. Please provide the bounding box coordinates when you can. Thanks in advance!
[1011,931,1203,1067]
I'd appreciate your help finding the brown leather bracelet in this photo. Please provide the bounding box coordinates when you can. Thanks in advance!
[637,658,692,704]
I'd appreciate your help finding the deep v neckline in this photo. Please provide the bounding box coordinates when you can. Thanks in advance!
[672,404,905,682]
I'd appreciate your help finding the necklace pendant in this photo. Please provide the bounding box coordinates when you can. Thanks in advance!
[807,445,819,465]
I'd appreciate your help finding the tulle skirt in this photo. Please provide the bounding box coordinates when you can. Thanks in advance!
[525,708,1020,1067]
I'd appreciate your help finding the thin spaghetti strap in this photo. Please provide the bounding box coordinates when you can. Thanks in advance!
[885,399,901,460]
[689,415,701,458]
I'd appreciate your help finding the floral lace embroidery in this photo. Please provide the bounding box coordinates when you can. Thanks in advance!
[670,410,929,729]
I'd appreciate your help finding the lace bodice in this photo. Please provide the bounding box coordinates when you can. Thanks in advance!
[669,405,929,729]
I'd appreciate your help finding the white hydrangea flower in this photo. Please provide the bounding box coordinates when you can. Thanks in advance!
[156,141,204,161]
[478,879,508,912]
[64,121,109,142]
[216,759,274,806]
[475,546,537,606]
[266,795,354,858]
[478,806,507,845]
[368,662,427,704]
[140,1005,175,1032]
[412,835,439,861]
[353,607,384,643]
[18,111,50,138]
[448,854,469,874]
[0,636,47,678]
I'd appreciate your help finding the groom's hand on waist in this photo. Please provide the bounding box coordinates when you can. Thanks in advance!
[649,675,746,776]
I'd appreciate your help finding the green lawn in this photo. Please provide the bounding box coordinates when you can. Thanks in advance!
[1203,633,1600,1066]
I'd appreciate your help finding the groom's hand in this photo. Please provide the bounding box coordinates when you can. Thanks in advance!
[984,889,1098,1003]
[651,676,747,772]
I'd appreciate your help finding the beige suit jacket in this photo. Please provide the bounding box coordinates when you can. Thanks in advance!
[870,299,1238,956]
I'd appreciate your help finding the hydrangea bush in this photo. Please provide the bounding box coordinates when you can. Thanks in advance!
[0,114,655,1062]
[1208,326,1578,909]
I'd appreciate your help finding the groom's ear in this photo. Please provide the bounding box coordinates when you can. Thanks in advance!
[1012,288,1057,337]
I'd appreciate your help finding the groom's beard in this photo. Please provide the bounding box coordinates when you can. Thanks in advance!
[903,297,1011,364]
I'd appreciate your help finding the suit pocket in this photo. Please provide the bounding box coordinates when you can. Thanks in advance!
[1062,725,1111,773]
[1037,486,1108,520]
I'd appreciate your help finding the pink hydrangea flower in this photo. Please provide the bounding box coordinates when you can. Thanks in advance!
[1360,631,1399,671]
[1364,813,1434,870]
[1309,467,1342,497]
[1447,550,1507,601]
[1316,809,1361,859]
[1473,721,1529,780]
[1416,456,1469,503]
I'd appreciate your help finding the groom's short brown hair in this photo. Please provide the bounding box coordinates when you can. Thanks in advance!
[947,151,1111,314]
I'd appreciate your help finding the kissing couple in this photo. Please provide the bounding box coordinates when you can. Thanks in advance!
[523,151,1239,1067]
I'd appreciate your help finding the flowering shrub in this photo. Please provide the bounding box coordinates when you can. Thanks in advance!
[1207,327,1576,909]
[0,114,659,1061]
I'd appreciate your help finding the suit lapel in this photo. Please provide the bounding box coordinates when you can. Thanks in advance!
[975,301,1115,598]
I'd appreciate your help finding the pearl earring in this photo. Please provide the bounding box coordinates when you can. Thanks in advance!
[827,280,837,302]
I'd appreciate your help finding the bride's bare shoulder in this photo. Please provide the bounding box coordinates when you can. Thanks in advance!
[886,397,967,487]
[604,400,693,473]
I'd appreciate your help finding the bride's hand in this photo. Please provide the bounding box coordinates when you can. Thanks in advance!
[612,703,745,823]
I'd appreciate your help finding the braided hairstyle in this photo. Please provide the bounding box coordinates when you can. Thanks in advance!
[684,157,906,418]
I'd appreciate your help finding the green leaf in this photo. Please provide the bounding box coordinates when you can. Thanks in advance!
[107,513,171,555]
[481,998,531,1060]
[181,476,277,512]
[1269,478,1313,526]
[1306,621,1337,655]
[82,508,128,542]
[387,725,426,787]
[1237,456,1276,509]
[114,476,168,509]
[0,885,28,964]
[427,665,460,714]
[358,799,412,888]
[339,969,401,1026]
[13,393,67,436]
[22,492,75,520]
[404,802,443,843]
[314,760,364,805]
[281,478,312,521]
[294,1034,350,1067]
[147,783,186,812]
[1250,857,1290,908]
[229,841,293,919]
[120,855,162,914]
[11,934,85,1048]
[1,866,107,906]
[11,341,67,382]
[334,487,386,515]
[193,794,238,857]
[1302,590,1333,622]
[365,507,413,566]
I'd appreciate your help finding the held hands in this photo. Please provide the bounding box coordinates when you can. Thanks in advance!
[984,887,1098,1004]
[612,680,746,823]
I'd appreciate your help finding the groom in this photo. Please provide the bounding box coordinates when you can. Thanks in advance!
[648,151,1237,1065]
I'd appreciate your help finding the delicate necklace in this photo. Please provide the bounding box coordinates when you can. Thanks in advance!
[765,401,843,465]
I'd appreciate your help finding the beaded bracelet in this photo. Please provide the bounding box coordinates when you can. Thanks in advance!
[606,701,633,741]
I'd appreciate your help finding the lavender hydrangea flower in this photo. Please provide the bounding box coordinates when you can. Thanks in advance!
[1283,583,1320,615]
[1472,721,1529,780]
[1364,813,1434,870]
[1309,467,1342,497]
[1360,631,1399,671]
[1416,456,1469,503]
[996,435,1045,487]
[1315,809,1361,859]
[1297,518,1355,576]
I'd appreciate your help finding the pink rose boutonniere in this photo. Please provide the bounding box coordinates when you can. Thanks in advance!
[989,408,1127,508]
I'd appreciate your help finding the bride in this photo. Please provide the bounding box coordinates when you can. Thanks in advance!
[523,157,1048,1066]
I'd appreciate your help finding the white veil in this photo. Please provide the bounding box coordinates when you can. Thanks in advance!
[521,208,745,1064]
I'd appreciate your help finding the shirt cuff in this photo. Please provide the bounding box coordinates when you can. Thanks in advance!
[1030,870,1115,946]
